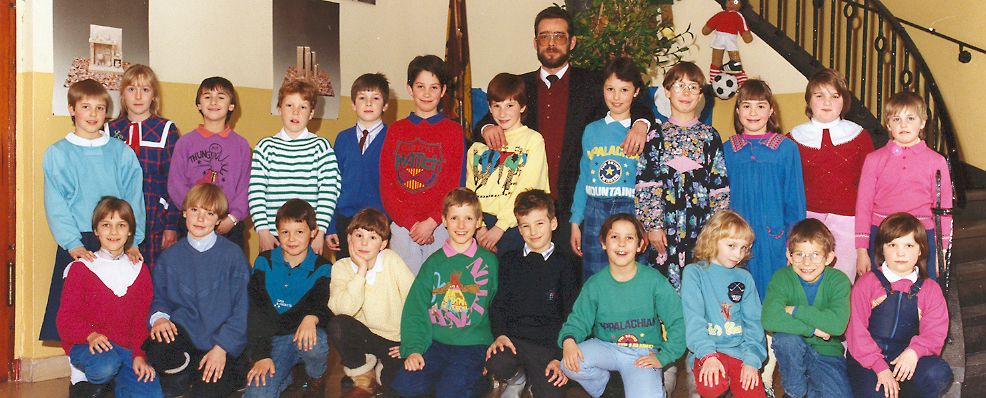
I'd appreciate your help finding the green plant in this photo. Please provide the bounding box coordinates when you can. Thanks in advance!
[568,0,694,85]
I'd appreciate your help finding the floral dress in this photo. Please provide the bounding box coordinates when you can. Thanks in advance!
[635,119,730,291]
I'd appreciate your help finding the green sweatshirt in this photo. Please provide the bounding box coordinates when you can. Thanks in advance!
[558,265,685,367]
[761,267,851,357]
[399,240,498,356]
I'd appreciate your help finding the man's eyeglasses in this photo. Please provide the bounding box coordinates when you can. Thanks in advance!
[536,32,569,44]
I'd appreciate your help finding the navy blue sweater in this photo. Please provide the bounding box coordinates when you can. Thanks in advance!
[150,237,250,356]
[329,124,387,234]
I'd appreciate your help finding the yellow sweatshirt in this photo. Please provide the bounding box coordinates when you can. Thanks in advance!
[328,249,414,342]
[466,125,550,231]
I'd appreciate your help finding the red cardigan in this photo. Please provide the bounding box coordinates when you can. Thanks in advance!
[56,261,153,359]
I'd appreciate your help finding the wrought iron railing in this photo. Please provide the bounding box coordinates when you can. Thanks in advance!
[736,0,966,206]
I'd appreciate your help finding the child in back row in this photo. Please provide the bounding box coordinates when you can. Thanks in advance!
[379,55,465,273]
[390,188,498,398]
[636,61,730,292]
[571,57,644,279]
[682,210,766,398]
[328,73,392,258]
[168,76,252,248]
[724,79,806,300]
[108,64,181,268]
[42,79,145,341]
[855,92,952,280]
[467,73,549,254]
[145,183,250,398]
[560,214,684,398]
[762,218,851,398]
[789,68,873,282]
[847,213,952,398]
[487,189,579,398]
[328,208,415,397]
[249,79,341,256]
[57,197,159,398]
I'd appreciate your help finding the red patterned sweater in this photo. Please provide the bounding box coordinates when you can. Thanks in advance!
[790,119,874,216]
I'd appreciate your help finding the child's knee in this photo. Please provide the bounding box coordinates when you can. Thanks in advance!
[84,352,123,384]
[914,357,953,392]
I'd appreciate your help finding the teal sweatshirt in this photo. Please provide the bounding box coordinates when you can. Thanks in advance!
[761,267,851,357]
[558,265,685,367]
[681,261,767,369]
[399,240,498,356]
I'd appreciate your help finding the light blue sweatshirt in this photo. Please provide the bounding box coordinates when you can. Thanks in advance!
[570,115,640,224]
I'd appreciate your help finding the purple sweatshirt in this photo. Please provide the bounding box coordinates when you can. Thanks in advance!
[167,125,253,221]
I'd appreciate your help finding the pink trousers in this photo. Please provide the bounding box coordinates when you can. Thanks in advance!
[806,211,858,283]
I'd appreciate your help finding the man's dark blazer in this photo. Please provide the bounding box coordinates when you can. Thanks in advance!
[473,66,654,221]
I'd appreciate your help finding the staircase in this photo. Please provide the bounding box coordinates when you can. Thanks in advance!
[729,0,973,395]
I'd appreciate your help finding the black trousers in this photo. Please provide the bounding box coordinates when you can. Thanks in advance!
[484,337,566,398]
[334,214,353,260]
[143,323,242,398]
[327,314,402,384]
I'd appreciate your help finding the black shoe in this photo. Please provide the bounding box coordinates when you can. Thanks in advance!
[69,381,110,398]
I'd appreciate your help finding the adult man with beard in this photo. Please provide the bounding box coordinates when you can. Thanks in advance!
[474,6,654,262]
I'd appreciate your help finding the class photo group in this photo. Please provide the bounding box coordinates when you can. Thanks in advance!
[41,3,955,398]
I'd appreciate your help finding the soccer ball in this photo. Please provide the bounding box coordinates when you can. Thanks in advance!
[712,74,738,99]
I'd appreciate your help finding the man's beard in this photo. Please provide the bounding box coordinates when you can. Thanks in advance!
[537,47,570,69]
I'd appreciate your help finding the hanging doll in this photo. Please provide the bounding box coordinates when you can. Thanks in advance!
[702,0,752,85]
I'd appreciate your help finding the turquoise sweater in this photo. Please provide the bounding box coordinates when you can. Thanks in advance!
[681,261,767,368]
[558,265,685,366]
[761,267,851,357]
[570,116,639,224]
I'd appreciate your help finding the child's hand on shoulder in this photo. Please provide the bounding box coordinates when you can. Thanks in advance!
[739,364,760,391]
[132,356,156,382]
[545,359,568,386]
[486,335,516,359]
[404,353,425,371]
[634,352,662,369]
[293,315,319,351]
[562,338,583,373]
[86,332,113,354]
[247,358,275,386]
[199,345,227,383]
[698,355,725,388]
[258,229,279,251]
[68,246,96,262]
[876,369,900,398]
[126,247,143,264]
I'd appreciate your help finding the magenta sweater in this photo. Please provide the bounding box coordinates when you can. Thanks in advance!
[846,269,948,375]
[167,126,253,221]
[854,140,952,249]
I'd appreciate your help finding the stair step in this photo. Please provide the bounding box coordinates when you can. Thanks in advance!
[955,260,986,304]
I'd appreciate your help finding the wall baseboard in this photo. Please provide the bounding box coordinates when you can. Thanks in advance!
[18,355,69,382]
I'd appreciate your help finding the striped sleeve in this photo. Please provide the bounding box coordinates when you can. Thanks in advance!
[248,140,273,232]
[316,140,341,232]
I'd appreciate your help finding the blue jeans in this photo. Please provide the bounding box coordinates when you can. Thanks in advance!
[244,328,329,397]
[771,333,850,398]
[581,196,635,280]
[560,338,664,398]
[847,351,952,397]
[868,226,938,280]
[389,342,487,398]
[69,344,163,397]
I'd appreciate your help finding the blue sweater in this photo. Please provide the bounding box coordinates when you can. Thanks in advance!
[329,124,387,234]
[570,116,639,224]
[43,134,145,250]
[151,236,250,356]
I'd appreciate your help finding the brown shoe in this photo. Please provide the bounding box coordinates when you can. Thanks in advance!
[302,375,327,398]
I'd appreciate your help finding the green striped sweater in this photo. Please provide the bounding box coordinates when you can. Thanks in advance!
[248,133,340,234]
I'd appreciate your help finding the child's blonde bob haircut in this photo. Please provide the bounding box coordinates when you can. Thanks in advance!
[120,64,163,118]
[884,92,928,138]
[182,183,229,219]
[442,187,482,219]
[91,196,137,251]
[693,210,755,263]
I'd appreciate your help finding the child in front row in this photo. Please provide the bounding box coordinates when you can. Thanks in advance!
[168,76,253,248]
[327,73,392,258]
[42,79,145,341]
[249,79,341,256]
[468,73,549,254]
[571,57,644,279]
[57,197,160,398]
[682,210,766,398]
[108,64,182,269]
[761,218,851,398]
[559,213,684,398]
[245,199,332,397]
[846,213,952,397]
[855,92,952,281]
[789,68,873,282]
[389,188,498,398]
[487,189,579,398]
[328,208,415,397]
[144,183,250,398]
[636,61,730,292]
[379,55,465,273]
